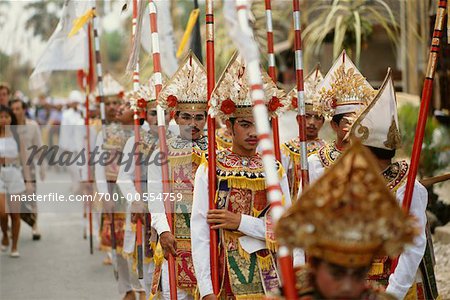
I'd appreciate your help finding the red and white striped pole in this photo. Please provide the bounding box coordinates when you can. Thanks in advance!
[148,1,178,298]
[391,0,448,274]
[264,0,281,161]
[292,0,309,188]
[234,1,298,298]
[205,0,220,294]
[131,0,145,280]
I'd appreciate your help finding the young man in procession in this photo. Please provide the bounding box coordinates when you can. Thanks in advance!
[307,50,375,183]
[146,51,209,299]
[276,141,418,300]
[350,70,438,300]
[116,78,172,299]
[94,75,143,300]
[280,65,326,200]
[191,53,291,300]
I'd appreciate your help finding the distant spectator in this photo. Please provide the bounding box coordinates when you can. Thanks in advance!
[34,94,51,126]
[0,83,11,106]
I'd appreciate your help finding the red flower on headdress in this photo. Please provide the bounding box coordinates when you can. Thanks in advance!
[268,96,283,112]
[95,96,101,103]
[220,99,236,115]
[137,98,147,109]
[291,97,298,109]
[167,95,178,108]
[170,111,176,119]
[118,91,125,99]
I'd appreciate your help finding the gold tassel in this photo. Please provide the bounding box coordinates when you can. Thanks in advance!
[236,294,265,300]
[68,8,96,37]
[266,239,278,253]
[238,242,251,262]
[257,254,273,271]
[153,242,164,266]
[367,262,384,276]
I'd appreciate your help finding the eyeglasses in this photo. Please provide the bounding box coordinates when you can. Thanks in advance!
[180,113,206,122]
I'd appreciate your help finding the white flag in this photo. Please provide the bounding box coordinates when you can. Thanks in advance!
[29,0,93,91]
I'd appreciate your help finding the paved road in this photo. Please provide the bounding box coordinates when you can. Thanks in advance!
[0,169,119,300]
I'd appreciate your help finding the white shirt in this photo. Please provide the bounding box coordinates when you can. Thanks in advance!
[146,147,172,235]
[0,136,19,158]
[386,181,428,300]
[191,163,292,298]
[94,132,109,195]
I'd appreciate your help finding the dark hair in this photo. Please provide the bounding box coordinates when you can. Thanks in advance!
[0,82,11,94]
[368,146,396,160]
[0,105,20,151]
[9,98,27,110]
[331,114,346,126]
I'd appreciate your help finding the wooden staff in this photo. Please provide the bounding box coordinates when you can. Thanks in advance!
[292,0,309,188]
[264,0,281,161]
[391,0,448,273]
[234,1,298,298]
[205,0,220,294]
[83,21,95,255]
[148,1,178,298]
[131,0,144,280]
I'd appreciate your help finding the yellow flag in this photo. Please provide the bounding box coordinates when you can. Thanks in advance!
[176,8,200,58]
[68,8,96,38]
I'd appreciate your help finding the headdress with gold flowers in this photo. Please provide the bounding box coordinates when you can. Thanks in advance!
[158,51,208,113]
[125,75,163,118]
[96,73,125,100]
[315,50,376,118]
[286,64,323,114]
[275,140,417,268]
[209,52,288,122]
[351,68,402,151]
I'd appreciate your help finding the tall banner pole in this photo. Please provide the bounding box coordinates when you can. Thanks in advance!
[233,1,298,298]
[391,0,447,273]
[148,1,178,298]
[131,0,145,279]
[205,0,220,294]
[92,6,119,280]
[264,0,281,161]
[292,0,309,189]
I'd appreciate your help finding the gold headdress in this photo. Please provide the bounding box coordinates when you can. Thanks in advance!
[315,50,375,117]
[158,51,208,112]
[275,141,417,268]
[286,64,323,113]
[351,68,402,150]
[125,75,165,118]
[209,52,288,121]
[96,73,125,99]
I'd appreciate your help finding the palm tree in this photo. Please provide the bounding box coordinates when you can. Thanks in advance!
[302,0,399,67]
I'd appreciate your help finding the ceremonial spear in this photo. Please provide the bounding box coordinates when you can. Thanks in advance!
[391,0,448,272]
[264,0,281,161]
[130,0,145,279]
[229,1,298,298]
[292,0,309,188]
[148,1,178,298]
[205,0,220,294]
[91,5,119,280]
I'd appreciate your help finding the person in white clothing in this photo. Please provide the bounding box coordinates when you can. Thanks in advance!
[351,69,435,300]
[191,53,291,299]
[0,105,33,257]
